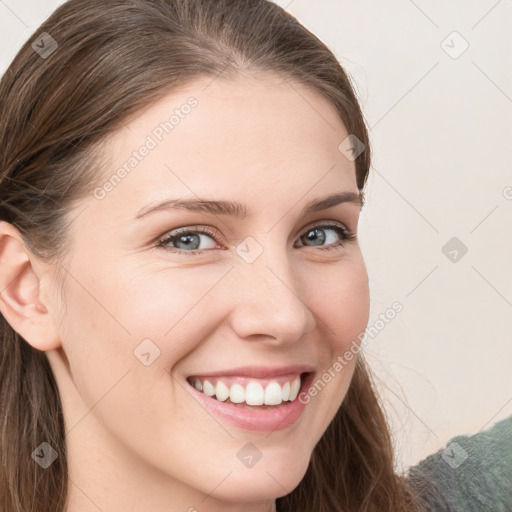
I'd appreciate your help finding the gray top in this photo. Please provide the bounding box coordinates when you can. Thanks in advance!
[407,415,512,511]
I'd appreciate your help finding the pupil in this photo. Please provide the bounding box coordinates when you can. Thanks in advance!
[178,234,199,250]
[306,228,325,246]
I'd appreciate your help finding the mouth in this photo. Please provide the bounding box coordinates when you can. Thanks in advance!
[186,372,307,409]
[184,367,315,431]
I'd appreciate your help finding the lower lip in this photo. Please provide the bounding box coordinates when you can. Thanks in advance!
[187,372,314,432]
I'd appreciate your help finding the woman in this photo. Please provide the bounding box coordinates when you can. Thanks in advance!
[0,1,508,511]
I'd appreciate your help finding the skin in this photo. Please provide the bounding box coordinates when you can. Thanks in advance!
[0,72,369,512]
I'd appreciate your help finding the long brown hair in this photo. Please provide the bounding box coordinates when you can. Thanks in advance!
[0,1,422,510]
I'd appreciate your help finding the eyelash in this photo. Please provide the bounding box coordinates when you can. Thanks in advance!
[155,223,356,256]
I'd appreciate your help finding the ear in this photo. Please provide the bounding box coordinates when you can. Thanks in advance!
[0,221,61,351]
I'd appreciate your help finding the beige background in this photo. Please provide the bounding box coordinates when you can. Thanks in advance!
[1,0,511,471]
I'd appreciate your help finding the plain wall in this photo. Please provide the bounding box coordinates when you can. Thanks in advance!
[1,0,511,471]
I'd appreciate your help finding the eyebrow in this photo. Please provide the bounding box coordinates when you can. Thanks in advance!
[135,191,364,220]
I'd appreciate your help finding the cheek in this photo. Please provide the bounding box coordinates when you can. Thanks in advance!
[298,256,369,431]
[114,263,235,364]
[306,255,370,351]
[58,252,242,398]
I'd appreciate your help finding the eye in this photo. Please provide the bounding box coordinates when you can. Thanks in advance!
[294,223,356,251]
[156,225,220,253]
[156,222,356,255]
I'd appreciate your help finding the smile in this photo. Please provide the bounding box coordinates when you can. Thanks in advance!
[186,373,302,406]
[184,366,315,431]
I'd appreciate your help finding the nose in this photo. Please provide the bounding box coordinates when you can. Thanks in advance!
[227,247,316,345]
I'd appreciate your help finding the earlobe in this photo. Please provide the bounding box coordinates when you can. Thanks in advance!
[0,221,60,351]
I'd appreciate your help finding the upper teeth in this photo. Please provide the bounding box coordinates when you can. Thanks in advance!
[191,375,302,405]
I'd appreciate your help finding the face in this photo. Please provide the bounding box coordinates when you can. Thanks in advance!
[45,73,369,508]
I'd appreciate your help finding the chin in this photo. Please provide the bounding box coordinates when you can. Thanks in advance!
[211,454,310,502]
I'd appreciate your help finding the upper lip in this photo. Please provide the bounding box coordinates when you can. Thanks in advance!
[187,364,315,379]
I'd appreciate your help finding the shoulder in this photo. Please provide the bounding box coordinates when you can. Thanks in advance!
[406,415,512,512]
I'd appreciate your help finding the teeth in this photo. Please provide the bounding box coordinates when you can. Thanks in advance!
[264,382,283,405]
[215,381,230,402]
[289,376,301,401]
[202,380,215,397]
[282,381,290,401]
[229,383,245,403]
[245,381,264,405]
[191,375,304,406]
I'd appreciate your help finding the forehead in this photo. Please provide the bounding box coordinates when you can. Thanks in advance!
[87,73,358,223]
